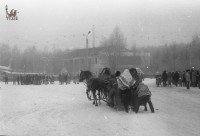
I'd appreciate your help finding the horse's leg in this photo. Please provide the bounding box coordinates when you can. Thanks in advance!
[98,90,101,105]
[92,90,98,106]
[92,93,95,105]
[86,89,91,100]
[92,90,95,104]
[95,92,98,106]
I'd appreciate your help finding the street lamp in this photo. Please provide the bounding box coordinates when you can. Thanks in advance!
[83,31,91,48]
[83,31,91,70]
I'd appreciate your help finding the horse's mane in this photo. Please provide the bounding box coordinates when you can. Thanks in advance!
[80,70,96,80]
[84,70,93,76]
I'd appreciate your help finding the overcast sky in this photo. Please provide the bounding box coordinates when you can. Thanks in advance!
[1,0,200,50]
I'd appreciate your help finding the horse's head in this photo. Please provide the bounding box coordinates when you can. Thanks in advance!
[79,71,85,82]
[79,70,92,82]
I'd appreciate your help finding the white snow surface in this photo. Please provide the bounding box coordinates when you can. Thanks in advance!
[0,79,200,136]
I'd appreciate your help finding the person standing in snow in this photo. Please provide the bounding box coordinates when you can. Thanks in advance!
[115,70,132,113]
[129,68,154,113]
[162,70,168,86]
[185,69,191,89]
[173,71,180,87]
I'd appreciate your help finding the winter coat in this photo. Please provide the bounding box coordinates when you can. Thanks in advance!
[135,82,151,98]
[116,69,136,90]
[185,72,191,82]
[192,70,197,82]
[116,76,130,90]
[173,72,180,82]
[162,71,168,82]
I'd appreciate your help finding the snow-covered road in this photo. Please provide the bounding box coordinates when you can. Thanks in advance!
[0,79,200,136]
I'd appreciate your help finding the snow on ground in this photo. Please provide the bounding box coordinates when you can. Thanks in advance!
[0,79,200,136]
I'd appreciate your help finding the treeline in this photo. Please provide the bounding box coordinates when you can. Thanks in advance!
[146,34,200,73]
[0,44,69,74]
[0,34,200,75]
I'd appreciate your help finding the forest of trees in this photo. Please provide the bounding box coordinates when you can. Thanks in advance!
[147,34,200,73]
[0,29,200,75]
[99,26,127,73]
[0,44,69,74]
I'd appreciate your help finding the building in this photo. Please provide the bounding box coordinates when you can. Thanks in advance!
[64,46,150,76]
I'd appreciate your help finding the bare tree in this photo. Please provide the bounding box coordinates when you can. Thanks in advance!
[100,26,127,72]
[0,44,11,66]
[11,46,21,70]
[191,34,200,67]
[131,44,137,56]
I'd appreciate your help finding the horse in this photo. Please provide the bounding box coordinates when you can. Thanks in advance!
[79,70,109,106]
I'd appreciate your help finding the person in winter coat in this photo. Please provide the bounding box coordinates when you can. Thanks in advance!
[182,71,186,87]
[162,70,168,86]
[129,68,154,113]
[107,74,118,108]
[116,70,132,113]
[185,70,191,89]
[191,70,197,87]
[196,71,200,89]
[173,71,180,87]
[167,72,172,86]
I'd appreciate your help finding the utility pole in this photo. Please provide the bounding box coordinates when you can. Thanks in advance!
[83,31,91,70]
[189,43,191,69]
[173,45,176,71]
[92,25,95,48]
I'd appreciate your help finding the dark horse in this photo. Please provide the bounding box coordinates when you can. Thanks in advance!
[79,70,109,106]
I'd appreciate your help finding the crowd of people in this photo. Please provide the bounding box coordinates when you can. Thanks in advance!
[155,68,200,89]
[4,73,55,85]
[58,73,70,85]
[2,72,80,85]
